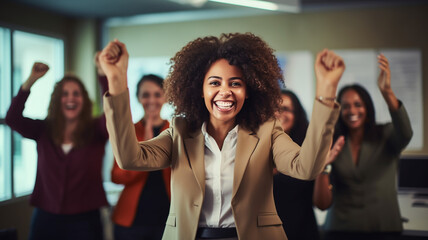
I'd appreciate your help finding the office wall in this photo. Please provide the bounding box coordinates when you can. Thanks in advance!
[107,5,428,155]
[67,19,100,104]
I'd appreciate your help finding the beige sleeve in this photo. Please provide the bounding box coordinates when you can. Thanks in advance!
[273,100,340,180]
[103,89,172,171]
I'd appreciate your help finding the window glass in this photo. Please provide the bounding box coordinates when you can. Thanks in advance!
[13,133,37,197]
[0,27,11,118]
[12,31,64,197]
[13,31,64,117]
[0,125,12,201]
[0,27,12,201]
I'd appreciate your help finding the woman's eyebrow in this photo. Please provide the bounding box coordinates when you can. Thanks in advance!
[207,76,243,80]
[207,76,221,80]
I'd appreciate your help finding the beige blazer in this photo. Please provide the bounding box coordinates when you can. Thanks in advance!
[104,90,340,240]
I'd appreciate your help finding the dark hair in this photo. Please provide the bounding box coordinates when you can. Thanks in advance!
[46,74,93,147]
[136,74,164,98]
[335,84,379,140]
[165,32,283,132]
[281,89,308,146]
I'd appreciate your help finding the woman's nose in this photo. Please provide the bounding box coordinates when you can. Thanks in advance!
[349,105,357,114]
[219,88,232,97]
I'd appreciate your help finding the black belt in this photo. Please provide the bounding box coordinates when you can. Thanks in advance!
[196,227,237,239]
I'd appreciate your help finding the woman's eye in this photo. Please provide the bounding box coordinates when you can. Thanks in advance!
[209,81,220,86]
[231,82,242,87]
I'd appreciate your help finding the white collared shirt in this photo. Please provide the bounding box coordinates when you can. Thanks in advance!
[198,122,238,228]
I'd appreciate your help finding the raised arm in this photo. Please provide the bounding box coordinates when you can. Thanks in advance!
[22,62,50,91]
[5,62,49,139]
[304,49,345,177]
[377,54,413,149]
[99,39,128,96]
[313,50,345,206]
[274,50,344,180]
[100,40,172,171]
[315,49,345,107]
[377,54,399,111]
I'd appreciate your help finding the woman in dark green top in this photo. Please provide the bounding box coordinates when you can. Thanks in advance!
[314,54,413,240]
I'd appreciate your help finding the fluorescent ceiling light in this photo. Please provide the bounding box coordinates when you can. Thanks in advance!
[170,0,208,7]
[209,0,300,12]
[210,0,278,11]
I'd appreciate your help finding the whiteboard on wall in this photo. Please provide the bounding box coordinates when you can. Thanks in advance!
[334,49,423,150]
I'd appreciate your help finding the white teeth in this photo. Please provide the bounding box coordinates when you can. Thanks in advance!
[65,103,77,110]
[349,115,359,122]
[215,101,233,109]
[216,101,232,107]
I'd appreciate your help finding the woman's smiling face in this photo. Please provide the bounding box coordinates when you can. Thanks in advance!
[340,89,367,131]
[61,81,83,122]
[203,59,247,126]
[137,80,165,119]
[275,94,295,133]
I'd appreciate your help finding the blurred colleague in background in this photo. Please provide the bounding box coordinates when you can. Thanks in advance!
[273,89,320,240]
[314,54,413,240]
[6,62,109,240]
[111,74,171,240]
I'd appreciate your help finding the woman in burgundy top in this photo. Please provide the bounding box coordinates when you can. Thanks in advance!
[6,62,109,240]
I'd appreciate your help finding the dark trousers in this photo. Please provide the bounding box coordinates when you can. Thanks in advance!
[28,208,103,240]
[114,224,164,240]
[323,231,402,240]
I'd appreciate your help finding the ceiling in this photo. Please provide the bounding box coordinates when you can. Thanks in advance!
[5,0,427,18]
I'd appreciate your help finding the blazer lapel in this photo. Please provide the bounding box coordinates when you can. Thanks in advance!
[233,126,259,198]
[184,131,206,195]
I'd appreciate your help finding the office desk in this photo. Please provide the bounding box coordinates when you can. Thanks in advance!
[314,191,428,238]
[398,191,428,237]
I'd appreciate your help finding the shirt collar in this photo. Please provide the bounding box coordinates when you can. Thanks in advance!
[201,122,239,140]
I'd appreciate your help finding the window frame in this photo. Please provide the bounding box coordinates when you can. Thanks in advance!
[0,24,65,204]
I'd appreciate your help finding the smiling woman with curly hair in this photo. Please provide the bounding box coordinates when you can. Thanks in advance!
[100,33,345,240]
[165,33,283,132]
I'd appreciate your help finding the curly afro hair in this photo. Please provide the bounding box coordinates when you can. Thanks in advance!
[165,32,284,132]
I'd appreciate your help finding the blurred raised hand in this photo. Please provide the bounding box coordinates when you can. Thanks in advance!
[22,62,49,91]
[326,136,345,166]
[377,53,399,110]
